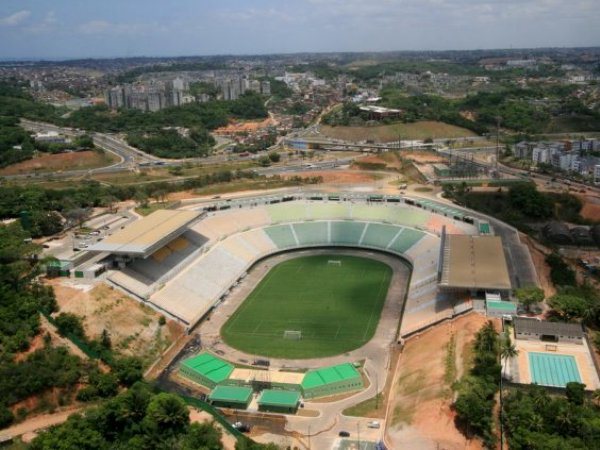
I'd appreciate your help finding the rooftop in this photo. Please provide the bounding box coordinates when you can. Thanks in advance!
[440,234,511,291]
[257,389,301,407]
[208,385,253,404]
[514,318,584,338]
[229,368,305,385]
[181,352,234,384]
[87,209,201,256]
[301,363,361,389]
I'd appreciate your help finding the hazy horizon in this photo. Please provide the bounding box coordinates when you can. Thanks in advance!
[1,0,599,60]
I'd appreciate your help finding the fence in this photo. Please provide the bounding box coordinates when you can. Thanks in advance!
[42,312,101,360]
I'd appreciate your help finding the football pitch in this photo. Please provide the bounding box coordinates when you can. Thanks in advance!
[221,254,393,359]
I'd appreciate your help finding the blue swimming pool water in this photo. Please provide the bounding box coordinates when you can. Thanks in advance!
[529,352,582,387]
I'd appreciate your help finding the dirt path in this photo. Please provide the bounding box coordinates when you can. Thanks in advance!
[1,406,82,441]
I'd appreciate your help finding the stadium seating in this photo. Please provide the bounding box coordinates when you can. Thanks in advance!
[264,224,298,249]
[360,223,402,249]
[307,202,351,220]
[292,222,329,246]
[388,228,425,254]
[330,221,367,245]
[267,203,308,223]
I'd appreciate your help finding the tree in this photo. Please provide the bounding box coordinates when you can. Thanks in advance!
[143,393,189,436]
[565,382,585,406]
[548,294,588,321]
[257,155,271,167]
[181,422,222,450]
[133,190,149,208]
[100,329,111,350]
[30,414,107,450]
[113,357,143,387]
[515,286,544,312]
[267,152,280,163]
[54,313,86,339]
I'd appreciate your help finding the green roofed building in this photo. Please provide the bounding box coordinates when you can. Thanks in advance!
[208,385,253,409]
[301,363,363,399]
[258,389,301,413]
[179,352,234,388]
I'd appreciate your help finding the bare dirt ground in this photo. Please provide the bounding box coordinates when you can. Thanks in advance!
[2,406,84,442]
[49,280,184,367]
[0,150,117,176]
[401,151,447,164]
[520,234,555,298]
[576,193,600,221]
[214,118,275,135]
[387,313,491,450]
[283,169,381,184]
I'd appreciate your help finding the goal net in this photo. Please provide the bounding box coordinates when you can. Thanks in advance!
[283,330,302,340]
[327,260,342,266]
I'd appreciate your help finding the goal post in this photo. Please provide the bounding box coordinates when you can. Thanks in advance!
[283,330,302,340]
[327,260,342,266]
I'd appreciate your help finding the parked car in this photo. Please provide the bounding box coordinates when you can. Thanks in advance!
[367,421,381,429]
[338,431,350,437]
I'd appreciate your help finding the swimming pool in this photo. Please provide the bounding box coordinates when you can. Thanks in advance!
[529,352,582,387]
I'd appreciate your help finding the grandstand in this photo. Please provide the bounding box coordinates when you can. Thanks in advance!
[99,199,485,333]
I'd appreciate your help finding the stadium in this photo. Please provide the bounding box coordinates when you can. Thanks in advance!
[86,192,537,406]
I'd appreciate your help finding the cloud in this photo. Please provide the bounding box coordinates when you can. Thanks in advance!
[25,11,58,34]
[0,10,31,26]
[77,19,166,36]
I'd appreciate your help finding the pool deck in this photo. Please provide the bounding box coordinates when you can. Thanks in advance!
[504,339,600,390]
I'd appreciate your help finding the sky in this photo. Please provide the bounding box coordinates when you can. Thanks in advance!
[0,0,599,60]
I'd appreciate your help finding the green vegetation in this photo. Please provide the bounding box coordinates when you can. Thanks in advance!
[503,383,600,450]
[514,286,545,312]
[127,128,215,158]
[221,254,392,358]
[454,321,501,447]
[546,253,577,287]
[323,83,599,135]
[444,182,585,232]
[30,381,276,450]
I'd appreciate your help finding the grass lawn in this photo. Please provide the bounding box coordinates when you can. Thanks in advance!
[320,120,476,143]
[221,254,392,359]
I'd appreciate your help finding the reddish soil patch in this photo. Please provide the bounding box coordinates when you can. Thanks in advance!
[577,194,600,221]
[388,313,493,450]
[0,150,116,175]
[402,151,446,164]
[214,118,275,135]
[284,169,379,184]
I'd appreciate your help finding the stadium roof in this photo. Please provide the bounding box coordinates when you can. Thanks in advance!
[87,210,201,256]
[301,363,361,389]
[229,368,304,385]
[181,352,234,384]
[258,389,301,407]
[514,318,584,338]
[208,385,253,404]
[439,234,511,291]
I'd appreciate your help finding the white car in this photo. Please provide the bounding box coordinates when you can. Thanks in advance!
[367,421,380,429]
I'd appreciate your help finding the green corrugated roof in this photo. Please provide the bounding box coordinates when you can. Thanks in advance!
[486,300,517,312]
[209,385,253,404]
[181,352,234,384]
[301,363,361,389]
[258,389,301,407]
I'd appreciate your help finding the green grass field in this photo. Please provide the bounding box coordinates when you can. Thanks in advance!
[221,254,392,359]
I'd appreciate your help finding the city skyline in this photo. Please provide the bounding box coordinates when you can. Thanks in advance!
[0,0,599,60]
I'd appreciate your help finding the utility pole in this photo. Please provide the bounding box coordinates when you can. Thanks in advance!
[495,116,502,170]
[308,424,311,450]
[375,374,379,410]
[357,421,361,450]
